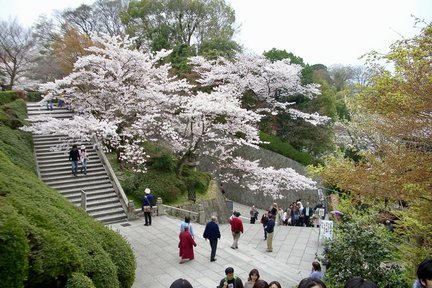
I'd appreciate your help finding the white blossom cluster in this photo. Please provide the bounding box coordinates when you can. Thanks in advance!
[23,35,322,196]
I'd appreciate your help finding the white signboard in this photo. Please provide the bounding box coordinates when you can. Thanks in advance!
[317,188,324,201]
[319,220,333,240]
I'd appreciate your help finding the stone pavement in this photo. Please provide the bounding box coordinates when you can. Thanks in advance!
[109,202,322,288]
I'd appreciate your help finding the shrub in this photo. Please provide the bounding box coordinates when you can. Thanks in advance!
[67,273,96,288]
[0,91,18,105]
[0,203,29,288]
[26,91,44,102]
[321,221,409,288]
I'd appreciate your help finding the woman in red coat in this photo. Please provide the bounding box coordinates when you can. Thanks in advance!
[178,224,197,264]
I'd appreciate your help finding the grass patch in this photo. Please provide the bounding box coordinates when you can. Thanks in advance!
[259,131,314,165]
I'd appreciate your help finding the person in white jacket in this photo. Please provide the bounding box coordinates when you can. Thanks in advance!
[79,145,88,175]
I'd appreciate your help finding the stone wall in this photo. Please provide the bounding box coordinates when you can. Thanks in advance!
[199,145,321,211]
[179,181,231,224]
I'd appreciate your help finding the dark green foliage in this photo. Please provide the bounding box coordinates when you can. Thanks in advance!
[182,166,211,195]
[67,273,96,288]
[0,102,136,287]
[26,91,44,102]
[169,44,193,74]
[199,38,241,60]
[322,221,409,288]
[0,91,18,105]
[263,48,313,84]
[151,153,175,172]
[259,131,314,165]
[122,167,210,204]
[269,113,334,159]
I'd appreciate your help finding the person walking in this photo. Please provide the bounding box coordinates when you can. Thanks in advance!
[69,144,80,177]
[261,212,269,240]
[265,214,275,252]
[203,215,221,262]
[79,145,88,175]
[250,205,258,224]
[178,224,197,264]
[229,211,244,249]
[218,267,244,288]
[180,216,195,238]
[142,188,154,226]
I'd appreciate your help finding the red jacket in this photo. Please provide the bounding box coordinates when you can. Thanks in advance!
[229,216,244,233]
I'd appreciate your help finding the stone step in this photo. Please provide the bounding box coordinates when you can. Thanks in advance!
[41,166,106,177]
[45,174,110,186]
[59,183,114,195]
[42,169,107,181]
[69,194,119,205]
[28,103,128,225]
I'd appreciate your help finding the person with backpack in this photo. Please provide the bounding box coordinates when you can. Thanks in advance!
[142,188,154,226]
[218,267,244,288]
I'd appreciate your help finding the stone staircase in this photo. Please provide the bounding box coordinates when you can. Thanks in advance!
[27,103,128,224]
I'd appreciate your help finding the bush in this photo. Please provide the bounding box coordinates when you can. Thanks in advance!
[26,91,44,102]
[0,203,29,288]
[0,102,136,287]
[67,273,97,288]
[0,91,18,105]
[259,131,314,165]
[321,221,409,288]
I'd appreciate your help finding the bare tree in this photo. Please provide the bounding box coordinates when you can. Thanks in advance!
[0,18,35,89]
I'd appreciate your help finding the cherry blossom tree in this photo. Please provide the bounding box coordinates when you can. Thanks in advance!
[189,54,330,125]
[23,34,319,197]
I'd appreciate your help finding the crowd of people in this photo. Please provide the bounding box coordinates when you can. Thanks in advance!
[169,261,432,288]
[170,257,432,287]
[252,200,325,229]
[137,187,430,288]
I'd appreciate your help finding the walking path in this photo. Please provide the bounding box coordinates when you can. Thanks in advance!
[110,202,322,288]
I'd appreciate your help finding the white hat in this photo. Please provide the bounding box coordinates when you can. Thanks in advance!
[145,188,151,194]
[80,145,86,150]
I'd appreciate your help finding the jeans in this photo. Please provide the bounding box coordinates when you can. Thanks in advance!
[71,160,78,176]
[81,159,87,174]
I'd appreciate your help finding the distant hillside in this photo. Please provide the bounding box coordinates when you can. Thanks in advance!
[0,97,135,288]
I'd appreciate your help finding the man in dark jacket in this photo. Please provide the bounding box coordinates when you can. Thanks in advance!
[218,267,244,288]
[68,144,80,177]
[203,215,221,262]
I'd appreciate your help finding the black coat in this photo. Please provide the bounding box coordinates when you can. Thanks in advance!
[203,221,221,240]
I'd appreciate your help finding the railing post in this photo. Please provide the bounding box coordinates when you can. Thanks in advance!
[127,200,137,220]
[81,190,86,211]
[198,203,205,224]
[156,197,164,216]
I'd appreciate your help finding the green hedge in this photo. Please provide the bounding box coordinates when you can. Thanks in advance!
[259,131,314,165]
[0,102,136,287]
[26,91,44,102]
[0,91,18,105]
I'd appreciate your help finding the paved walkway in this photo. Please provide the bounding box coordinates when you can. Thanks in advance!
[110,202,322,288]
